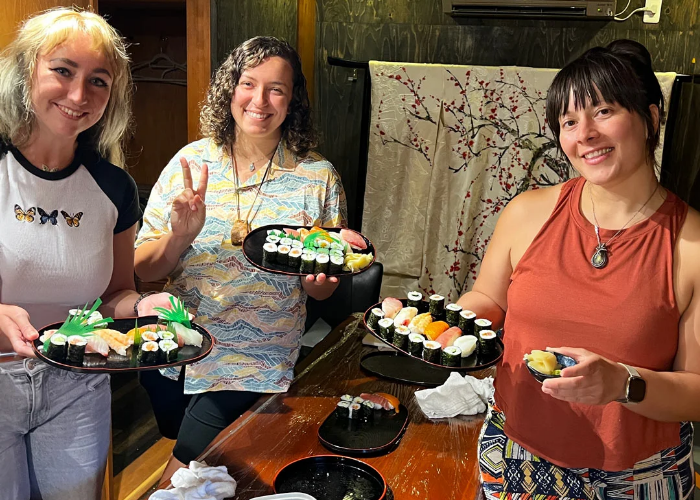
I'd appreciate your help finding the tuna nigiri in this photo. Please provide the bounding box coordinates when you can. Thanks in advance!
[435,326,462,349]
[381,297,403,319]
[340,229,367,250]
[360,392,400,413]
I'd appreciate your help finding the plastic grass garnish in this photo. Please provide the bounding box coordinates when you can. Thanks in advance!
[166,321,179,345]
[43,298,113,351]
[153,296,191,329]
[133,318,142,347]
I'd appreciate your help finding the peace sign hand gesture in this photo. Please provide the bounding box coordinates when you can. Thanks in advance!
[171,157,209,242]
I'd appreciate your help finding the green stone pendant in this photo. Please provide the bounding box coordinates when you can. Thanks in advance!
[591,244,608,269]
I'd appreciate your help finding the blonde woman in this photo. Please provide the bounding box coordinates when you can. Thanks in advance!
[0,8,170,499]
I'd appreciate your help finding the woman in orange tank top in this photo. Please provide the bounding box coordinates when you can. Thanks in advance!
[457,40,700,500]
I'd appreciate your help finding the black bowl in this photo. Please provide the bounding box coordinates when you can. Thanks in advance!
[525,352,577,383]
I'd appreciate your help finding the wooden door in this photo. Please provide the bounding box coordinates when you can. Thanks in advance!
[0,0,96,48]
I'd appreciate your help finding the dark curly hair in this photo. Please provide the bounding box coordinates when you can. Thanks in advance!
[200,36,316,156]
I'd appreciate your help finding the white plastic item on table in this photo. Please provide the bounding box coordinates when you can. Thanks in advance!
[250,494,317,500]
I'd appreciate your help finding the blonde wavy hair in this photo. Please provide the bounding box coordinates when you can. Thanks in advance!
[0,7,132,167]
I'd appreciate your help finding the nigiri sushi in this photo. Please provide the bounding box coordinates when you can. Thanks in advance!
[408,313,433,334]
[393,306,418,328]
[340,229,367,250]
[93,329,131,356]
[435,326,462,349]
[381,298,403,319]
[424,321,450,341]
[172,322,203,347]
[360,392,400,413]
[86,334,110,357]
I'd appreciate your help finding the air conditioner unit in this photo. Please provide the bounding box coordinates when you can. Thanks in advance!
[443,0,616,19]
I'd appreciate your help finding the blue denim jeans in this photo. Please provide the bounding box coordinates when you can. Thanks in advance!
[0,358,111,500]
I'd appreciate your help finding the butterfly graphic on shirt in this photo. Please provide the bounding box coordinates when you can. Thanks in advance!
[60,210,83,227]
[37,207,58,225]
[14,204,35,223]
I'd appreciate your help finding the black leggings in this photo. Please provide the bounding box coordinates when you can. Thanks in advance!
[140,369,260,463]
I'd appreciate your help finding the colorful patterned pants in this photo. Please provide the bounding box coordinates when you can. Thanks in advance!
[478,404,695,500]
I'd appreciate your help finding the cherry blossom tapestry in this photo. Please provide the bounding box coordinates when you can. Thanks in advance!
[362,62,676,302]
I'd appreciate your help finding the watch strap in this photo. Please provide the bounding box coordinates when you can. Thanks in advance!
[133,291,157,316]
[616,363,641,404]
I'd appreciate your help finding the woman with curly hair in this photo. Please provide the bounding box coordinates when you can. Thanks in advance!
[134,36,347,477]
[0,7,171,499]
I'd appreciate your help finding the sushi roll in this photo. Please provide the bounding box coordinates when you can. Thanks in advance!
[340,394,354,403]
[429,294,445,319]
[392,325,410,350]
[138,340,160,365]
[377,318,395,341]
[279,237,293,247]
[300,253,316,274]
[142,331,160,343]
[454,335,477,357]
[316,247,330,256]
[329,249,344,259]
[474,318,493,335]
[315,254,330,274]
[445,303,463,327]
[367,308,385,330]
[362,400,375,421]
[267,228,284,238]
[407,291,423,309]
[277,245,291,266]
[288,248,303,269]
[159,330,175,341]
[422,340,442,364]
[330,241,344,252]
[66,335,87,365]
[45,333,67,362]
[478,330,498,360]
[458,310,477,336]
[262,243,278,266]
[441,346,462,367]
[408,333,425,357]
[329,255,344,274]
[159,339,179,363]
[335,401,351,418]
[265,234,280,244]
[291,240,304,249]
[349,402,362,420]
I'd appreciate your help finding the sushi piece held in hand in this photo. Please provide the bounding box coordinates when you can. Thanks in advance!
[381,297,403,320]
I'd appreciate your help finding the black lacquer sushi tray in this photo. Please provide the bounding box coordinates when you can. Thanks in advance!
[32,316,213,373]
[273,455,388,500]
[242,224,376,277]
[318,401,409,457]
[362,299,503,373]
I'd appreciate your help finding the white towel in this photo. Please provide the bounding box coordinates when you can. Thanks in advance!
[149,461,237,500]
[414,372,494,418]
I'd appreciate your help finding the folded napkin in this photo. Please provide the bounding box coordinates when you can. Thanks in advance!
[415,372,494,418]
[149,461,237,500]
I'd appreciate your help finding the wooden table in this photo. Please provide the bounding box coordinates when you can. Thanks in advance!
[166,316,495,499]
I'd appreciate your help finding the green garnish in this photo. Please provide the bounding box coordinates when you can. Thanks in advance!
[166,321,179,345]
[153,296,191,329]
[43,298,113,351]
[133,318,142,347]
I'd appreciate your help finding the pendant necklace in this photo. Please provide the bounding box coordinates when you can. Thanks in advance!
[230,145,277,246]
[588,182,659,269]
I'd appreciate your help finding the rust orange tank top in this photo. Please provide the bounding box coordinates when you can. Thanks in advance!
[495,176,688,471]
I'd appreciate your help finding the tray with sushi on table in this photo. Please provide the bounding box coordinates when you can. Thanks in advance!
[363,291,503,371]
[242,225,375,276]
[32,297,213,373]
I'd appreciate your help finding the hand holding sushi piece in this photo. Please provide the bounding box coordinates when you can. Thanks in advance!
[0,304,39,358]
[171,158,209,241]
[539,347,629,406]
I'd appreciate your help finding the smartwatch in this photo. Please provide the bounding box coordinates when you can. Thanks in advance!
[616,363,646,404]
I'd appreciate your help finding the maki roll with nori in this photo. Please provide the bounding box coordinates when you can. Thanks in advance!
[66,335,87,365]
[277,245,291,266]
[478,330,498,360]
[159,339,179,363]
[329,255,344,275]
[288,248,302,269]
[142,331,159,343]
[265,234,280,244]
[422,340,441,363]
[445,303,462,327]
[377,318,395,341]
[367,308,385,330]
[474,318,492,335]
[335,401,351,418]
[45,333,67,362]
[291,240,303,249]
[300,253,316,274]
[349,402,362,419]
[263,242,278,266]
[138,340,160,365]
[408,333,425,357]
[362,400,375,421]
[268,228,284,238]
[340,394,354,403]
[441,345,462,367]
[407,291,423,309]
[429,294,445,319]
[159,330,175,341]
[458,310,477,336]
[392,325,410,350]
[279,237,293,247]
[315,254,330,274]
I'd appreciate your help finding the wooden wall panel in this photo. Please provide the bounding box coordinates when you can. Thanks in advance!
[187,0,212,142]
[214,0,298,65]
[315,0,700,227]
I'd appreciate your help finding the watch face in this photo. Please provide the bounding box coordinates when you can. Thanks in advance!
[628,377,646,403]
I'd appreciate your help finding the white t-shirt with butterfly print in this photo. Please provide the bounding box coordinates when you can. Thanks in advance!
[0,143,141,339]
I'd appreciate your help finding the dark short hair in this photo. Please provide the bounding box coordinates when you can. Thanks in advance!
[545,39,664,162]
[200,36,316,156]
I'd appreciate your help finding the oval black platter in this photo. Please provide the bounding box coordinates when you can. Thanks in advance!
[32,316,213,374]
